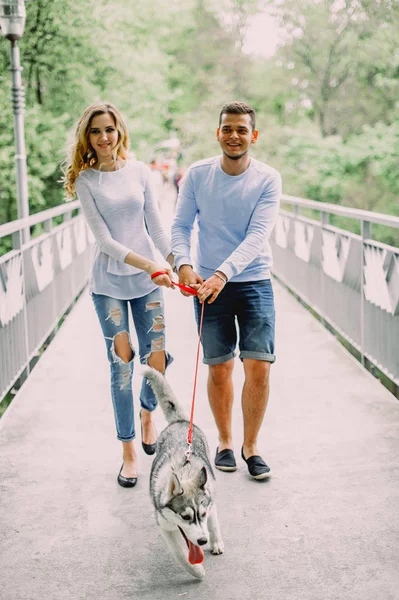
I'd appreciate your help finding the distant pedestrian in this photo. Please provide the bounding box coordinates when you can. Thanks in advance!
[149,159,164,208]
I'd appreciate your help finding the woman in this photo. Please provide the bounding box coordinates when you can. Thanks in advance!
[64,102,174,488]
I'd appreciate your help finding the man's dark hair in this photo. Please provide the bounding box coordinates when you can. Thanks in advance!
[219,101,256,131]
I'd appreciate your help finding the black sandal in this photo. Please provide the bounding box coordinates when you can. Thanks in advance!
[117,464,137,488]
[215,447,237,471]
[241,447,271,480]
[140,409,157,455]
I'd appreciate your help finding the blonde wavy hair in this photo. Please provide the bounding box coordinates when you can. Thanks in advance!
[63,102,129,200]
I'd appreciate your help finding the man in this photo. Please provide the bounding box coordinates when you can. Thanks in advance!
[171,102,281,480]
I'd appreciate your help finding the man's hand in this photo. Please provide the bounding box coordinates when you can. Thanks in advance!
[196,272,226,304]
[179,265,203,297]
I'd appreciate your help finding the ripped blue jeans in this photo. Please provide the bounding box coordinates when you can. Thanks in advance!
[92,288,173,442]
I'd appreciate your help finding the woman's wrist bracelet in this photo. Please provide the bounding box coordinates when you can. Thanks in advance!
[213,272,227,285]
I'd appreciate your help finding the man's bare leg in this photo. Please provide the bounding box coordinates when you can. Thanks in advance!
[208,360,235,451]
[241,359,271,459]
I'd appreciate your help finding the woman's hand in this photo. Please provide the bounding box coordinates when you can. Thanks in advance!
[147,263,175,288]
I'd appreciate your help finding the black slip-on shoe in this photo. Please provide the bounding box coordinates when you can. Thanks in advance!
[140,409,157,455]
[215,447,237,472]
[241,447,271,480]
[117,464,138,488]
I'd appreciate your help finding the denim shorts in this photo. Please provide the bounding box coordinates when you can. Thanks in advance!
[194,279,276,365]
[92,288,173,442]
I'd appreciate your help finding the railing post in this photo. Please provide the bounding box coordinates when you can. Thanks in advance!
[12,227,30,381]
[12,229,22,251]
[320,211,330,226]
[319,212,330,324]
[360,221,372,366]
[44,217,58,343]
[43,217,52,233]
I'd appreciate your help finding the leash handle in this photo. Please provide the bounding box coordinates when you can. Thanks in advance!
[150,270,198,296]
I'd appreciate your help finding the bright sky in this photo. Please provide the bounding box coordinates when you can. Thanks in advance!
[243,12,281,57]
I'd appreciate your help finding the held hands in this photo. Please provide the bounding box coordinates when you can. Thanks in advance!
[194,271,227,304]
[178,265,203,297]
[147,262,227,299]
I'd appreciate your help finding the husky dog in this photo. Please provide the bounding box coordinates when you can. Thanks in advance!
[142,367,224,580]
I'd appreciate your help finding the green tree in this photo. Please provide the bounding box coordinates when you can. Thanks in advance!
[1,0,398,249]
[273,0,399,135]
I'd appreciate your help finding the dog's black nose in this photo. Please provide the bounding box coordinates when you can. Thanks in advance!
[197,537,208,546]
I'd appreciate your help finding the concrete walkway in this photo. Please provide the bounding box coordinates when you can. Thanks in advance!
[1,192,399,600]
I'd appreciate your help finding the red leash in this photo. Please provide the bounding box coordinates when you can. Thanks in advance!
[151,271,205,459]
[187,301,205,447]
[150,270,197,295]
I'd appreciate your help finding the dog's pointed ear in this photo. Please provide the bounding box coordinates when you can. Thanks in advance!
[197,466,207,489]
[168,472,183,499]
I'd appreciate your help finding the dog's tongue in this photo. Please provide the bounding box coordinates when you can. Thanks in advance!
[188,541,205,565]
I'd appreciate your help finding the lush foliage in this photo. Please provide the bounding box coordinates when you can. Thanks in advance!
[0,0,398,245]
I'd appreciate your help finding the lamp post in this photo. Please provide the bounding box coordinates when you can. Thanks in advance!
[0,0,29,242]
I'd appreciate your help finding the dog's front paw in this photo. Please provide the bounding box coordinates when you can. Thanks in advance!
[189,564,205,579]
[210,538,224,555]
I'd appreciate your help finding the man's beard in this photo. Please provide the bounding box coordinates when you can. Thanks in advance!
[222,147,248,161]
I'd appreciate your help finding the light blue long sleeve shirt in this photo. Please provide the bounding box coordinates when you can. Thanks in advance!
[171,156,281,282]
[75,160,171,299]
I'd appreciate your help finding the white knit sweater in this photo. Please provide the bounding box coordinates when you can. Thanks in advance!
[75,160,171,299]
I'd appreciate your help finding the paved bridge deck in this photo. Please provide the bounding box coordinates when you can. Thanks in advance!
[1,196,398,600]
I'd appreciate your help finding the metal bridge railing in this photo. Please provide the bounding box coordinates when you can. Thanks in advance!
[1,194,398,404]
[0,202,92,403]
[271,195,399,389]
